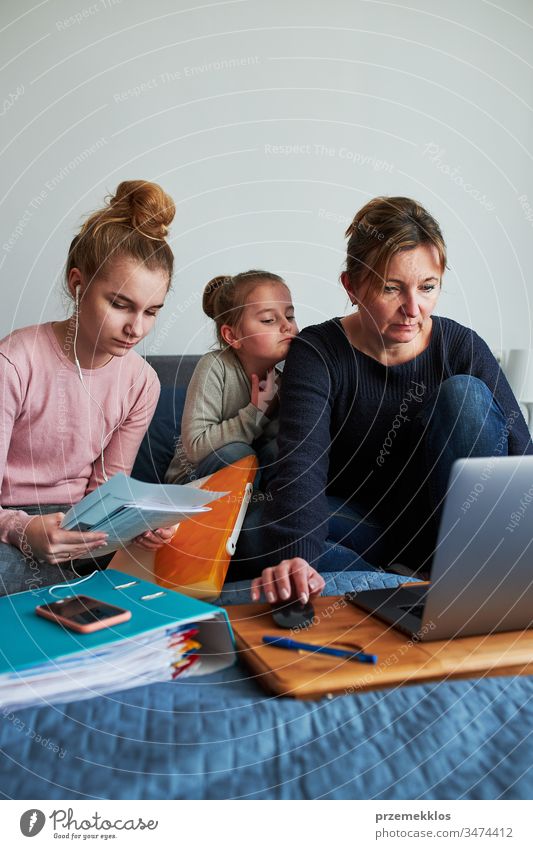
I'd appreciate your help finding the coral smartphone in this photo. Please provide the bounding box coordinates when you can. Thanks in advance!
[35,595,131,633]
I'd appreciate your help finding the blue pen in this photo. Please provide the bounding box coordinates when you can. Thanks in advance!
[263,635,378,664]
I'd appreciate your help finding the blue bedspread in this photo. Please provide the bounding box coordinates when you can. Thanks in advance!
[1,571,532,800]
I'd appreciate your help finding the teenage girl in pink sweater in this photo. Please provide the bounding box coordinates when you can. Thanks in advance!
[0,181,176,595]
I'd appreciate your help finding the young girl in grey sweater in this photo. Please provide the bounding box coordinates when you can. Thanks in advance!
[165,270,298,485]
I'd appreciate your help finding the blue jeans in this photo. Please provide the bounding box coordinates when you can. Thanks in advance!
[0,504,79,597]
[195,440,278,490]
[235,375,510,578]
[417,374,508,513]
[390,374,508,573]
[318,496,389,571]
[0,504,114,597]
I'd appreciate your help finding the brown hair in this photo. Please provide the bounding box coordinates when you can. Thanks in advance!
[203,270,287,346]
[66,180,175,287]
[344,196,447,299]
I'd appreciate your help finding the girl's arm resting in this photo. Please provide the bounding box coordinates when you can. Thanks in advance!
[185,404,267,463]
[0,354,33,547]
[0,353,110,557]
[0,365,109,557]
[0,354,162,555]
[180,357,267,464]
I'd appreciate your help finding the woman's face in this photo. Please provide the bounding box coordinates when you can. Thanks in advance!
[71,256,169,367]
[345,244,442,349]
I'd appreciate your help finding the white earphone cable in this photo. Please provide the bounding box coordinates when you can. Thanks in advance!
[47,569,98,597]
[73,286,110,480]
[72,286,149,482]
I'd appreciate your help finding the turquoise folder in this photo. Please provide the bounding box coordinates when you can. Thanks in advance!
[0,569,235,676]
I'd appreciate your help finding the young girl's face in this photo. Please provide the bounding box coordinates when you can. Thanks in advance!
[230,282,298,366]
[72,256,169,366]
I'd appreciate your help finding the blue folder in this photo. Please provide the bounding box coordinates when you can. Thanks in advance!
[0,569,235,676]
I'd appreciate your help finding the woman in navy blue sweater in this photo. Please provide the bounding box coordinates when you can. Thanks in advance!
[250,197,532,604]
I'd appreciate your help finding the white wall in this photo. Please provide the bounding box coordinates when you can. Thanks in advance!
[1,0,532,355]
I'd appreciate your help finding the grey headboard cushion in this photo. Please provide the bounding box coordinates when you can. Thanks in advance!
[146,355,201,389]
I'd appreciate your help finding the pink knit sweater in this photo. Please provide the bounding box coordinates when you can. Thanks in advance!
[0,323,160,547]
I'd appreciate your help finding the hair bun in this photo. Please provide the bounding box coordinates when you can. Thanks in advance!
[109,180,176,240]
[202,275,232,319]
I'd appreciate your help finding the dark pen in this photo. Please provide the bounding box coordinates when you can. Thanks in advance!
[263,635,378,664]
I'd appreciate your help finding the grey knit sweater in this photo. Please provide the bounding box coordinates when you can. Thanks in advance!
[165,348,278,484]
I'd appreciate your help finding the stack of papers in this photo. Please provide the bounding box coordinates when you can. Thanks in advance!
[0,623,201,709]
[0,570,235,711]
[61,473,226,555]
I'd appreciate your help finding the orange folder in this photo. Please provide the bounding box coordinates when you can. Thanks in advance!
[154,455,258,600]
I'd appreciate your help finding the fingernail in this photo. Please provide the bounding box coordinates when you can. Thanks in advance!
[267,592,275,603]
[309,581,317,590]
[300,592,308,604]
[280,588,290,600]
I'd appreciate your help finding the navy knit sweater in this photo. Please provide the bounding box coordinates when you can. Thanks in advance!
[261,316,532,567]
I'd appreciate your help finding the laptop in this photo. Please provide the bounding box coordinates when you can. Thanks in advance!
[346,455,533,641]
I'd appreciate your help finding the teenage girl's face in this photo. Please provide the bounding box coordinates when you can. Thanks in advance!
[71,256,169,367]
[227,283,298,366]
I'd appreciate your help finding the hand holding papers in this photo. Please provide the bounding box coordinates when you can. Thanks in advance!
[61,473,226,556]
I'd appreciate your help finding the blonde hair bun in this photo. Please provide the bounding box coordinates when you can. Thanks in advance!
[106,180,176,241]
[67,180,175,283]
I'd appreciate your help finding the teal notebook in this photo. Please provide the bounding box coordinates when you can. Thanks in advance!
[0,569,235,709]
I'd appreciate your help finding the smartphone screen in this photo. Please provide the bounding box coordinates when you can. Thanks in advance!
[36,595,131,631]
